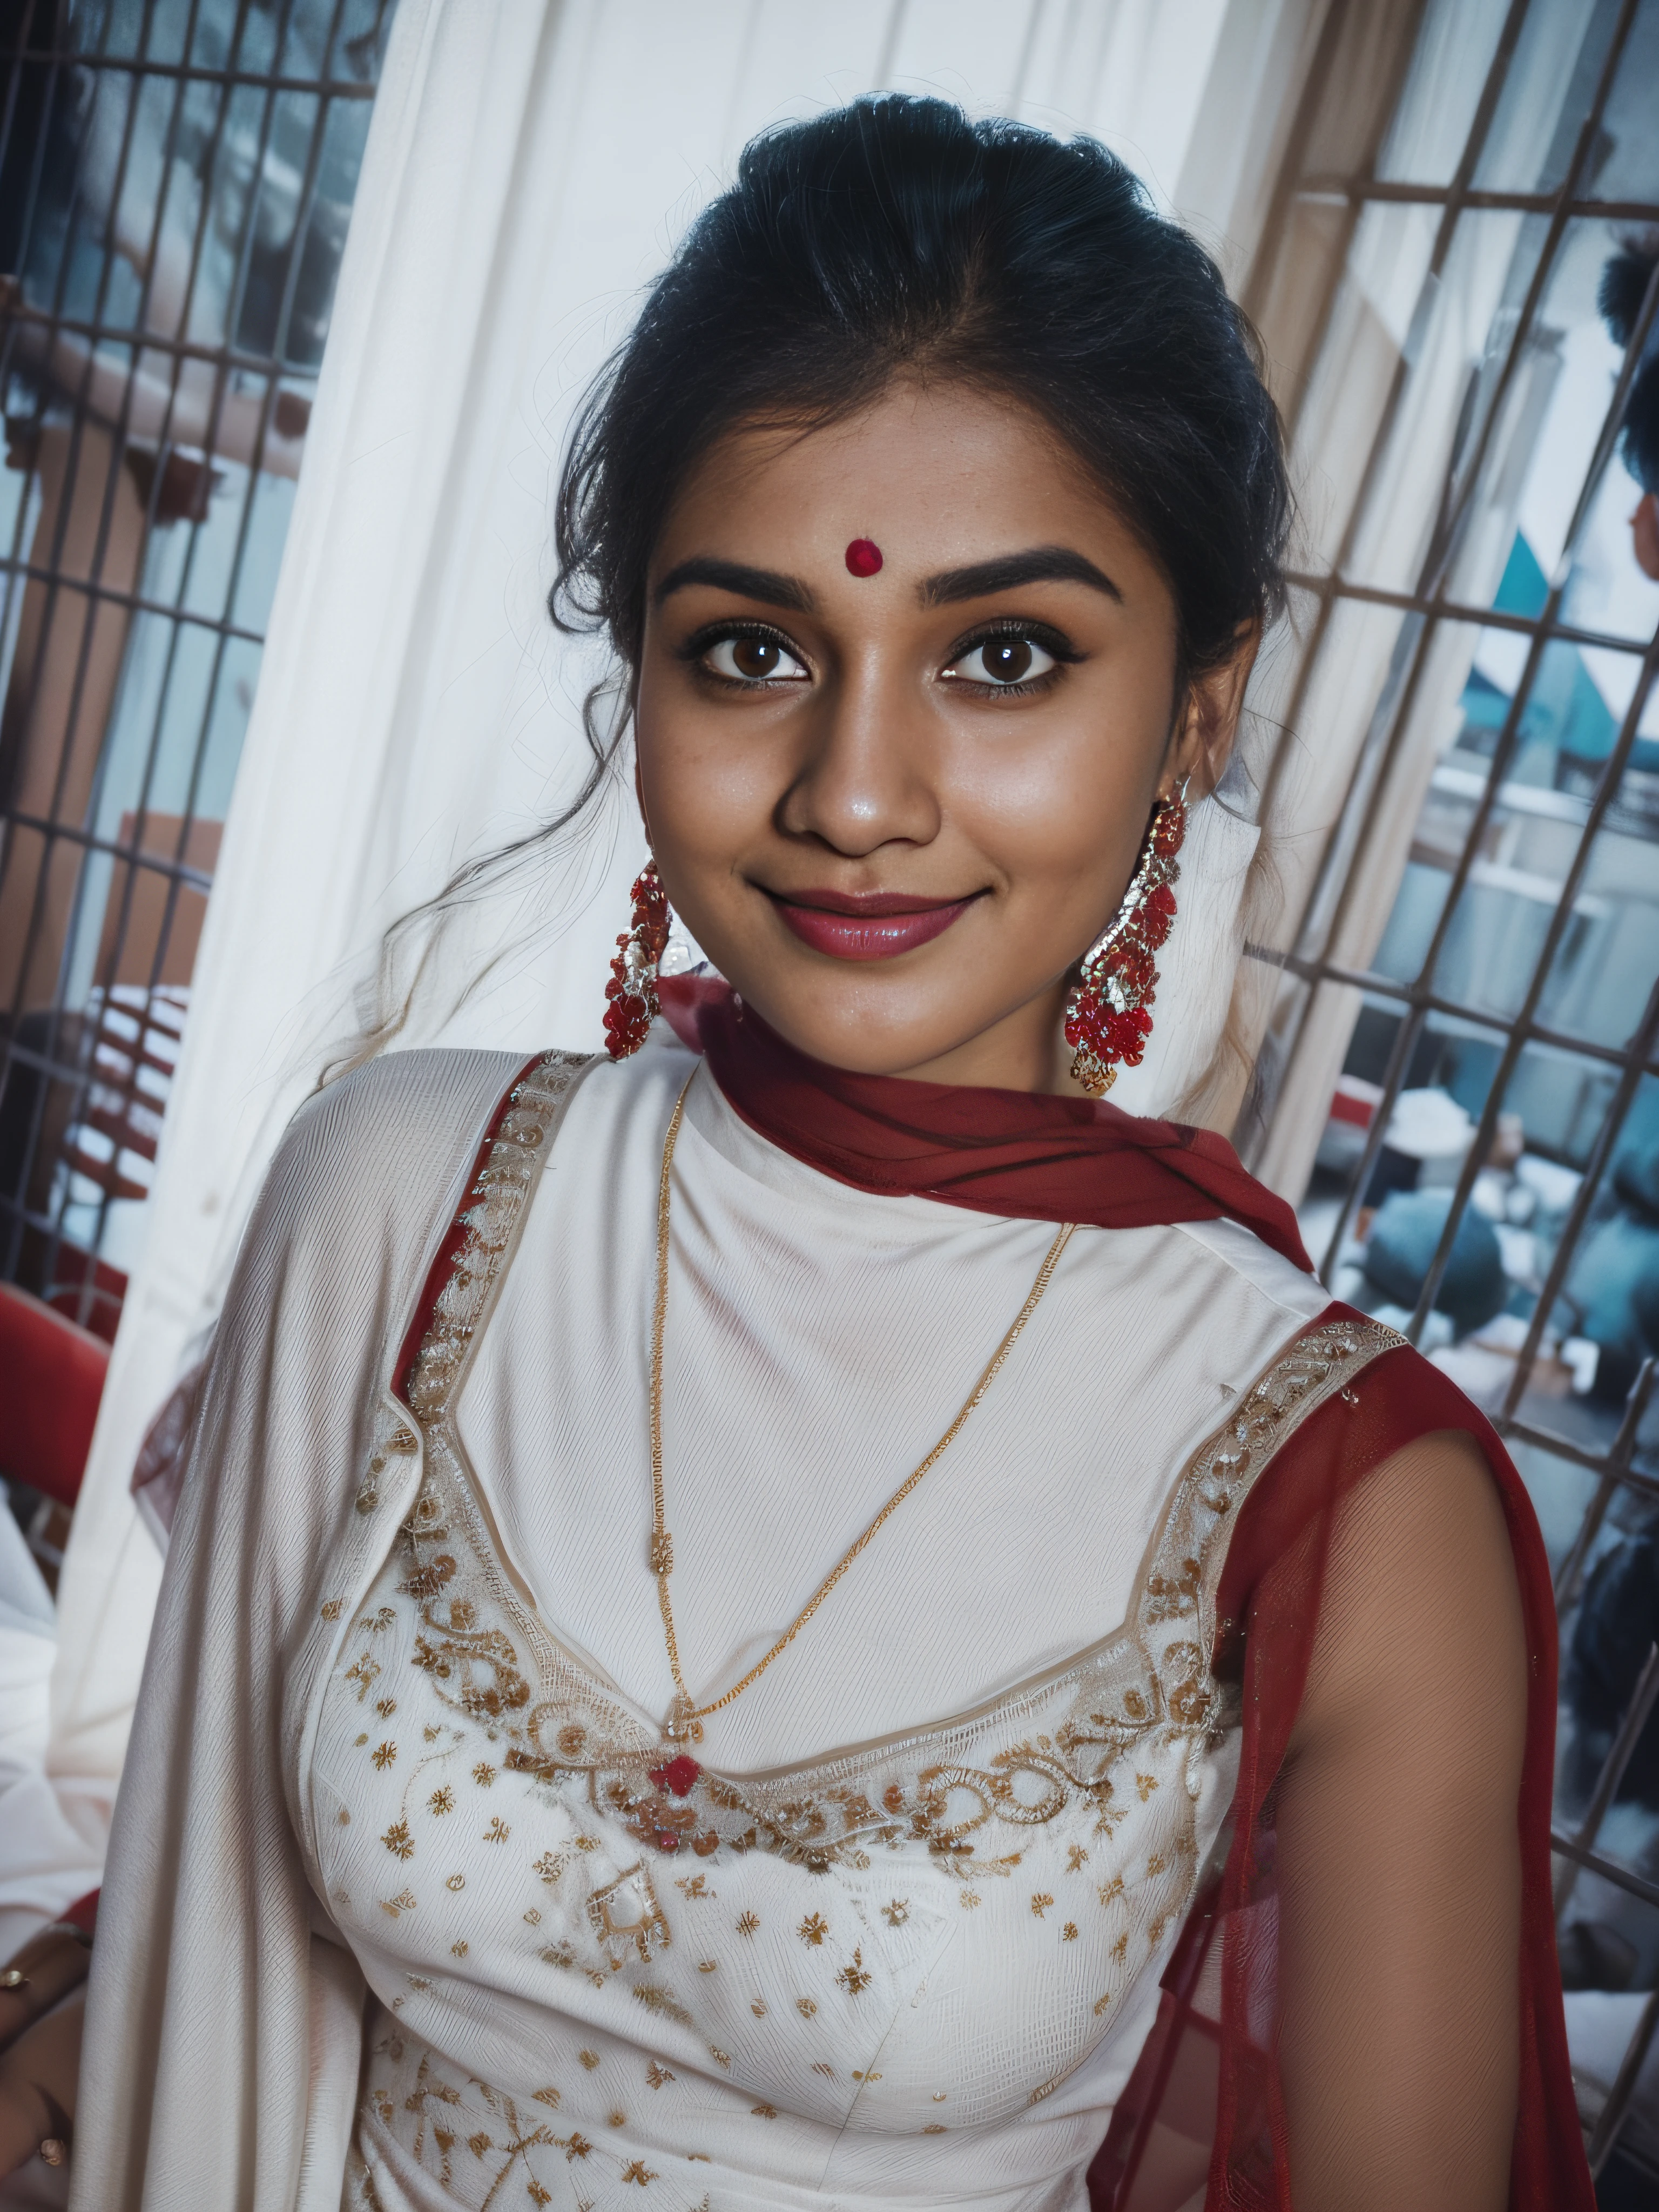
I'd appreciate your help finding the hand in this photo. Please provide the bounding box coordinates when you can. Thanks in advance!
[0,1926,92,2176]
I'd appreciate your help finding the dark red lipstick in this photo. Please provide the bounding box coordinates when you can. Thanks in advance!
[765,886,978,961]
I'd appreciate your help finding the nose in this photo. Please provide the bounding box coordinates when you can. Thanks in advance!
[774,648,942,858]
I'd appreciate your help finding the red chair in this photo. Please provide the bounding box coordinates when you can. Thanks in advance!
[0,1280,110,1508]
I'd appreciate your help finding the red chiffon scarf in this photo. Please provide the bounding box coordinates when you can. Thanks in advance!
[657,975,1311,1269]
[1088,1329,1589,2211]
[656,979,1589,2210]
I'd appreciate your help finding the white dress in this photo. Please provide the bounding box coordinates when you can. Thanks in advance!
[71,1031,1397,2212]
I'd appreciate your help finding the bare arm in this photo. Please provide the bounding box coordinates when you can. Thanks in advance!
[1273,1431,1527,2210]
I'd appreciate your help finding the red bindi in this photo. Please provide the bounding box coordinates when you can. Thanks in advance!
[845,537,883,577]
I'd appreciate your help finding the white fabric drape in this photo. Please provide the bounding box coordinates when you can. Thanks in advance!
[31,0,1326,1911]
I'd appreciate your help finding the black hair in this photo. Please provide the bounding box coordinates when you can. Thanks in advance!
[556,94,1286,692]
[1599,232,1659,495]
[336,97,1287,1074]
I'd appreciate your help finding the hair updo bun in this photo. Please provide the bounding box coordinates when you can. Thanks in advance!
[553,94,1289,692]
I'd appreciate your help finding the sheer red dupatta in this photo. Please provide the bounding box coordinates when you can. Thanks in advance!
[658,979,1591,2210]
[1087,1325,1589,2211]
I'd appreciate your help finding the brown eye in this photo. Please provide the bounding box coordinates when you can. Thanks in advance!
[992,639,1033,682]
[703,634,808,683]
[945,633,1058,687]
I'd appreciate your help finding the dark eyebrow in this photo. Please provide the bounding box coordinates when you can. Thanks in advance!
[652,556,815,613]
[920,545,1122,606]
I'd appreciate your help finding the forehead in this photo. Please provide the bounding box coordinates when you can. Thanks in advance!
[652,381,1159,591]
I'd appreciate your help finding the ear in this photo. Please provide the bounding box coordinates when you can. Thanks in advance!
[1165,622,1260,800]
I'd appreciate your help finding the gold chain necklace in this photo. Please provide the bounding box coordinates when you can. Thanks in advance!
[648,1072,1075,1754]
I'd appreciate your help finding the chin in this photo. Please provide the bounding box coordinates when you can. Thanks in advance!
[737,973,1008,1081]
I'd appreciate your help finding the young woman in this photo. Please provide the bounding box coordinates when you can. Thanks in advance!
[31,98,1587,2210]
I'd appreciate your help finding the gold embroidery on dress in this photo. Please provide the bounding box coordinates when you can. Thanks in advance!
[336,1054,1404,2190]
[377,1209,1401,1877]
[588,1866,672,1967]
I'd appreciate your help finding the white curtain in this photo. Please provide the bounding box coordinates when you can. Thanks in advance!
[31,0,1324,1902]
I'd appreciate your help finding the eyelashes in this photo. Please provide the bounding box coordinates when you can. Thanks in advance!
[940,618,1082,694]
[678,615,1084,697]
[678,621,810,689]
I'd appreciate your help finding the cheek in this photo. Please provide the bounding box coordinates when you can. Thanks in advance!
[633,677,781,860]
[947,693,1163,898]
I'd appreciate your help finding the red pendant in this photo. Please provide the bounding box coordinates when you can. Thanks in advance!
[650,1754,702,1798]
[845,537,883,577]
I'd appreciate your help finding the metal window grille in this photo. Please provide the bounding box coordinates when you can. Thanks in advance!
[1247,0,1659,2178]
[0,0,392,1354]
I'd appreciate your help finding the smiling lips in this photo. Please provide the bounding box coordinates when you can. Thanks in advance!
[767,887,977,961]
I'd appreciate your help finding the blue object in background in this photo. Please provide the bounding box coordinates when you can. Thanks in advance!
[1461,534,1659,777]
[1364,1189,1509,1337]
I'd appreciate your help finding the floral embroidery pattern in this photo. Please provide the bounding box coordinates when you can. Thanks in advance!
[385,1245,1400,1879]
[836,1949,873,1997]
[329,1053,1404,2198]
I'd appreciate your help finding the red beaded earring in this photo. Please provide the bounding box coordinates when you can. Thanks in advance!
[603,861,671,1060]
[1064,788,1188,1097]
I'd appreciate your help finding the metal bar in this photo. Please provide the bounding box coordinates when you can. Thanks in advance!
[4,295,326,376]
[1315,996,1430,1284]
[1281,568,1651,658]
[1500,1417,1659,1500]
[1257,953,1659,1083]
[1549,1830,1659,1916]
[1554,1644,1659,1920]
[0,558,267,644]
[2,811,215,891]
[0,52,376,100]
[1551,1361,1658,1613]
[0,1002,188,1091]
[1494,982,1659,1429]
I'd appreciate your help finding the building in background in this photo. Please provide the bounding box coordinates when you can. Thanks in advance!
[0,0,392,1346]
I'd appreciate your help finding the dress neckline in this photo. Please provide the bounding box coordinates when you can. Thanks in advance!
[388,1049,1391,1798]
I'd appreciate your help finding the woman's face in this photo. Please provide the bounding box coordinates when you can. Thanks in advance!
[635,381,1253,1090]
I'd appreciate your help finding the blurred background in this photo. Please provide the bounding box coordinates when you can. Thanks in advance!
[1,0,1658,2198]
